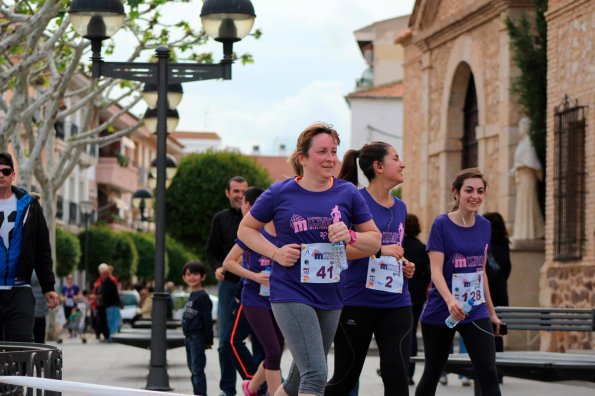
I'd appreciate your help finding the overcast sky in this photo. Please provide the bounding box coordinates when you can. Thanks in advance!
[119,0,416,155]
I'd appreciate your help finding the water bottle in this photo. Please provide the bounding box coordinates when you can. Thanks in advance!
[445,299,474,328]
[259,268,271,297]
[332,241,349,270]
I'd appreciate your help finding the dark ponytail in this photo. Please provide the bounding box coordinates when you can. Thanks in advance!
[339,141,391,186]
[338,149,360,186]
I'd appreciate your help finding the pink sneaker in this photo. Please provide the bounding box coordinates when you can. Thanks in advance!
[242,380,257,396]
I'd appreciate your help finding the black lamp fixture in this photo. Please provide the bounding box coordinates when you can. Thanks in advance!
[69,0,256,391]
[142,83,183,110]
[132,188,153,222]
[150,156,177,189]
[143,108,180,134]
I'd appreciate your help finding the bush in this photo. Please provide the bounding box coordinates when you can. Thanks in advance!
[128,232,170,282]
[165,236,204,285]
[79,225,139,282]
[166,150,272,259]
[56,227,81,277]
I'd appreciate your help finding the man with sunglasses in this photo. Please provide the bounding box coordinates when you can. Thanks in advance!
[0,152,58,342]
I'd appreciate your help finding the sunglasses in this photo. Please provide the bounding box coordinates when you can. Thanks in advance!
[0,168,13,176]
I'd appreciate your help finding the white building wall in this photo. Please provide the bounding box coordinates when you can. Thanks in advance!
[349,97,404,158]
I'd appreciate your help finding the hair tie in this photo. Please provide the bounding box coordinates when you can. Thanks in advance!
[355,150,361,158]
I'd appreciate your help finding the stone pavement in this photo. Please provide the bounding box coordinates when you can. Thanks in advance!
[49,336,595,396]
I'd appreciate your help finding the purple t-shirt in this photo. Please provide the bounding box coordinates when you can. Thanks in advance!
[249,177,373,310]
[342,189,411,308]
[61,284,80,307]
[236,229,276,310]
[421,213,491,325]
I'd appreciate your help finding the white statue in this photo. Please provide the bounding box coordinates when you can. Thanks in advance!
[510,117,545,240]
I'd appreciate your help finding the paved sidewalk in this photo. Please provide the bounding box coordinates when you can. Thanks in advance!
[51,336,593,395]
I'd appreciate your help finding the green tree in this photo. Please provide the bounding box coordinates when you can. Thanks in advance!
[80,225,139,282]
[506,0,548,167]
[55,227,81,277]
[165,236,200,285]
[0,0,259,271]
[166,150,272,259]
[128,232,167,281]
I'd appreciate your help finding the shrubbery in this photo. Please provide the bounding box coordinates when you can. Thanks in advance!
[56,227,81,277]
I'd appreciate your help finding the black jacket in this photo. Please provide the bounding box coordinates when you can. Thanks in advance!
[13,186,55,294]
[403,235,431,305]
[182,290,213,345]
[206,207,243,282]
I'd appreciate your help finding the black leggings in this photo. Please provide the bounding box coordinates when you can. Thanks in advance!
[415,319,501,396]
[325,305,412,396]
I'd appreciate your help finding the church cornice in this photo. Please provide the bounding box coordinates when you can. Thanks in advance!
[544,0,591,22]
[412,0,533,52]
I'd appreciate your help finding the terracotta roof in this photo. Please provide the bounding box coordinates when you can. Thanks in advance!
[347,81,404,99]
[170,131,221,140]
[250,155,294,182]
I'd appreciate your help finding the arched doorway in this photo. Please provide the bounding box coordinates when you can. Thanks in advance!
[462,75,478,168]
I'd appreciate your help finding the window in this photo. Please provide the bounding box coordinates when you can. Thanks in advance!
[68,201,78,225]
[56,195,63,220]
[554,96,586,260]
[54,120,65,140]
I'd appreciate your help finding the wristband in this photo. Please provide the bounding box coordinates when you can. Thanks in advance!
[375,248,382,258]
[347,230,357,245]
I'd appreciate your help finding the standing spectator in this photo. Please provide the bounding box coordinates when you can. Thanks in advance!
[96,263,121,341]
[483,212,511,357]
[60,273,80,329]
[415,168,502,396]
[31,272,49,343]
[206,175,248,396]
[182,260,213,396]
[0,152,58,342]
[403,214,431,385]
[238,123,381,396]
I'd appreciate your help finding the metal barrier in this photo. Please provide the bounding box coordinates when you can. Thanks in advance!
[0,342,62,396]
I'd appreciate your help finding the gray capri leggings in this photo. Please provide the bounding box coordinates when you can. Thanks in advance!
[272,302,341,396]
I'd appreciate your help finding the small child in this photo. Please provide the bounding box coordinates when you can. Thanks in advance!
[182,260,213,396]
[66,306,82,338]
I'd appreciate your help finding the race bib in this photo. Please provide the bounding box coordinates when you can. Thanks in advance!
[300,243,341,284]
[451,271,485,305]
[365,256,403,293]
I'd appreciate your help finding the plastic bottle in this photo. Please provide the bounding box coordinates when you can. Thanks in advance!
[444,299,474,328]
[332,241,349,270]
[259,268,271,297]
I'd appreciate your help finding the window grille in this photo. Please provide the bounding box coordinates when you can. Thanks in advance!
[553,95,586,260]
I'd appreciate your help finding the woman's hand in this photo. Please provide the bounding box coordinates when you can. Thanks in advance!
[403,259,415,279]
[328,222,351,244]
[490,313,502,336]
[446,298,466,321]
[252,272,270,286]
[380,244,404,260]
[273,243,302,267]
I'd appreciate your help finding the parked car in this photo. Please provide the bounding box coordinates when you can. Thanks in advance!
[119,289,140,325]
[171,291,218,333]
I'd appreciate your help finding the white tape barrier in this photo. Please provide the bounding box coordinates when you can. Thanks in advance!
[0,376,190,396]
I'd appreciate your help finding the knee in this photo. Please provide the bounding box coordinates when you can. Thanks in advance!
[301,368,327,394]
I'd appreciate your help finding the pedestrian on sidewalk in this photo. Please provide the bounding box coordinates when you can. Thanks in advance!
[0,152,58,342]
[182,260,213,396]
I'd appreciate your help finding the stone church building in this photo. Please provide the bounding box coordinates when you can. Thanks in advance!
[401,0,593,351]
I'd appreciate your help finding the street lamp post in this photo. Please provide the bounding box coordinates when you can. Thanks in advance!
[79,200,94,290]
[69,0,256,391]
[132,188,153,230]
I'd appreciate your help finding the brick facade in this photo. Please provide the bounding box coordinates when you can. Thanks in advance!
[541,0,595,351]
[403,0,594,351]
